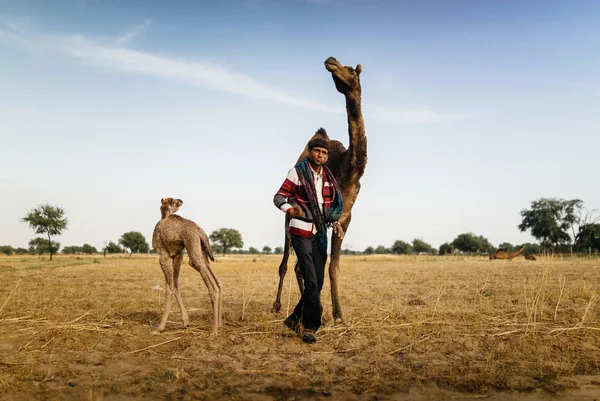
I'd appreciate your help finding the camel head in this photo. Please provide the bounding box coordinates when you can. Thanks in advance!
[160,197,183,219]
[325,57,362,95]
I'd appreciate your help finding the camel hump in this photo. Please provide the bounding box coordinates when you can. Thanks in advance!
[315,127,329,139]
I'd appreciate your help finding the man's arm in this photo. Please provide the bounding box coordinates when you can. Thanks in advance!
[273,168,298,213]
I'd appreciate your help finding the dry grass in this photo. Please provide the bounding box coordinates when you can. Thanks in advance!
[0,254,599,400]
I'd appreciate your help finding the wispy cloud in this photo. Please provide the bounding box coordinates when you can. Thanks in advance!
[0,19,471,124]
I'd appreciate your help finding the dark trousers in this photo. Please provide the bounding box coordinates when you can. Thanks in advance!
[289,234,326,331]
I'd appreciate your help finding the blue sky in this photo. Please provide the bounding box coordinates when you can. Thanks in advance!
[1,0,599,252]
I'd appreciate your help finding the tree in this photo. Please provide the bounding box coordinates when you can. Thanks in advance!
[62,246,83,254]
[274,246,283,254]
[438,242,454,255]
[15,248,28,255]
[263,246,272,254]
[119,232,150,256]
[412,238,433,254]
[518,198,580,249]
[374,245,390,254]
[519,242,542,255]
[210,228,243,256]
[0,245,15,255]
[248,246,259,254]
[21,204,68,261]
[574,224,600,253]
[82,244,98,254]
[452,233,480,253]
[498,242,515,252]
[391,240,412,255]
[104,241,122,254]
[452,233,493,253]
[29,237,60,256]
[364,246,374,255]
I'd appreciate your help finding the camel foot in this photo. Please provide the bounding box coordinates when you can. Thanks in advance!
[151,329,163,335]
[271,301,282,313]
[333,316,344,325]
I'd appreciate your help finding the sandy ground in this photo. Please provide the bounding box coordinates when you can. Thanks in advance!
[1,254,599,400]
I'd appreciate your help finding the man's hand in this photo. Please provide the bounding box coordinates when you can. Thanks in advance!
[332,221,345,239]
[287,205,305,218]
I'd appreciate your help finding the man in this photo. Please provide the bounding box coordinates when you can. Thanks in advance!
[273,137,344,343]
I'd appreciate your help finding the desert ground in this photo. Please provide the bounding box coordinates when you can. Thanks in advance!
[1,254,599,400]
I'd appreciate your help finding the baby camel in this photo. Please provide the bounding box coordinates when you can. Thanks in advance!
[152,198,223,333]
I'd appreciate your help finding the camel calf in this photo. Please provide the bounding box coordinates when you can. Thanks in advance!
[152,198,223,333]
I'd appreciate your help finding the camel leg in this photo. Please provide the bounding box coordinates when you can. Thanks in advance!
[330,214,351,325]
[294,259,304,294]
[172,251,189,329]
[186,239,222,333]
[272,228,292,313]
[205,255,224,328]
[157,252,175,333]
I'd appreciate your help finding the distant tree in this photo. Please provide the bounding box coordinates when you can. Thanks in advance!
[274,246,283,254]
[374,245,389,254]
[391,240,412,255]
[438,242,454,255]
[574,224,600,253]
[519,242,542,255]
[248,246,259,254]
[518,198,582,249]
[263,246,272,254]
[498,242,515,252]
[210,228,243,256]
[364,246,374,255]
[0,245,15,255]
[119,232,149,256]
[62,246,83,254]
[14,247,28,255]
[29,237,60,256]
[81,244,98,254]
[477,235,495,253]
[452,233,493,253]
[21,204,68,261]
[104,241,122,254]
[412,238,433,254]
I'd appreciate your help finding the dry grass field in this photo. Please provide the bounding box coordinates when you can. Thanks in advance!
[1,254,600,400]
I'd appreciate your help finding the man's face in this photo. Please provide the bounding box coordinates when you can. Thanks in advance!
[308,146,329,166]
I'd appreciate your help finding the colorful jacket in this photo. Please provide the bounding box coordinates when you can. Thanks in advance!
[273,165,340,238]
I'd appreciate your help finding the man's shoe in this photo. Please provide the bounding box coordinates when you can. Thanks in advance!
[283,316,301,335]
[302,329,317,343]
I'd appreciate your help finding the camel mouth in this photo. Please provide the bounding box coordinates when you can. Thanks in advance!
[325,57,341,73]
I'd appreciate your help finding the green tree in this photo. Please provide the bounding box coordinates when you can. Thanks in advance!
[104,241,122,254]
[374,245,389,254]
[274,246,283,254]
[263,246,272,254]
[248,246,259,254]
[21,204,68,261]
[15,248,28,255]
[438,242,454,255]
[0,245,15,255]
[412,238,433,254]
[452,233,493,253]
[119,232,150,256]
[82,244,98,254]
[519,242,542,255]
[210,228,243,256]
[391,240,412,255]
[574,224,600,253]
[518,198,579,249]
[364,246,374,255]
[62,246,83,254]
[498,242,515,252]
[29,237,60,256]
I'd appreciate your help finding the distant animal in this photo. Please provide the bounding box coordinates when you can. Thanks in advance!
[525,252,537,261]
[152,198,223,333]
[490,245,525,261]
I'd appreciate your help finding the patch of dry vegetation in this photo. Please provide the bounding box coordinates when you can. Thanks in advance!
[0,254,599,400]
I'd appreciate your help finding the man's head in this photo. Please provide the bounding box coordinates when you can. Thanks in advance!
[307,138,329,167]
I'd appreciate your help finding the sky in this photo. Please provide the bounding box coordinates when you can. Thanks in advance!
[1,0,599,253]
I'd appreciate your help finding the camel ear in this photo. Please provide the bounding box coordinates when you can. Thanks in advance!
[355,64,362,76]
[161,198,164,203]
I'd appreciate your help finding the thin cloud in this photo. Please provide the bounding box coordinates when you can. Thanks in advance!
[0,19,472,124]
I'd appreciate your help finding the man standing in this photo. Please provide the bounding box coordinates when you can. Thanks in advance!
[273,137,344,343]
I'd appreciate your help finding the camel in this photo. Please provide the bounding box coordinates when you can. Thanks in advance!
[272,57,366,324]
[489,245,525,261]
[152,198,223,333]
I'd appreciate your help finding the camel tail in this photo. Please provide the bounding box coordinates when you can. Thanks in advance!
[197,228,215,262]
